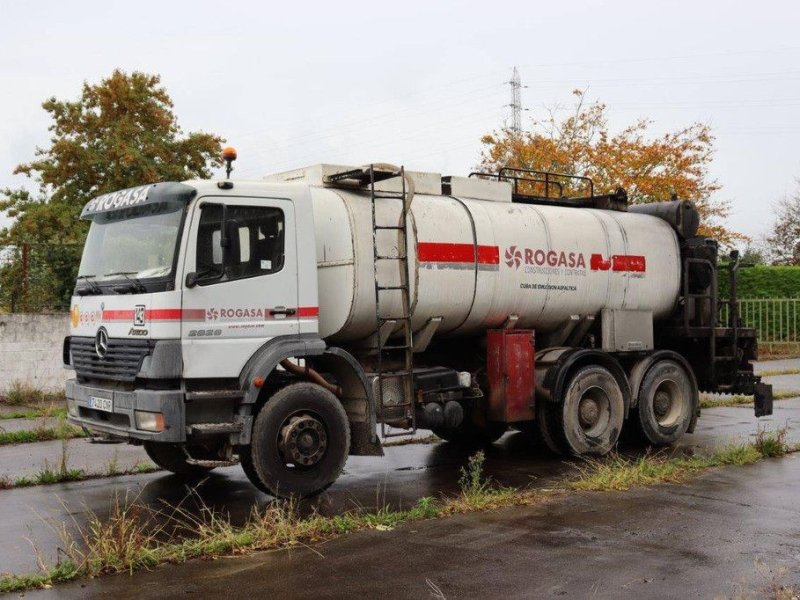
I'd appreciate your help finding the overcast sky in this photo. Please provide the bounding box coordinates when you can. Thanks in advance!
[2,0,799,244]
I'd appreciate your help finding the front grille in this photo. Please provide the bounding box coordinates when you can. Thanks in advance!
[71,336,153,382]
[78,407,131,428]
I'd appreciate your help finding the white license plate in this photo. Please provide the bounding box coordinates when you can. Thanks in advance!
[88,396,113,413]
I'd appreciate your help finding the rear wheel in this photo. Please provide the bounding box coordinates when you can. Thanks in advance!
[539,365,625,456]
[634,360,694,446]
[251,382,350,499]
[143,442,215,477]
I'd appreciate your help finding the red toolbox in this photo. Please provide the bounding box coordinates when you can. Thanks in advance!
[486,329,535,422]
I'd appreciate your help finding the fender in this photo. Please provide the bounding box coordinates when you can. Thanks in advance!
[310,347,382,456]
[239,334,327,404]
[628,350,700,433]
[536,347,632,417]
[238,335,382,456]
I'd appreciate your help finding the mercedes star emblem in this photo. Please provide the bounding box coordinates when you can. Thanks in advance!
[95,327,109,359]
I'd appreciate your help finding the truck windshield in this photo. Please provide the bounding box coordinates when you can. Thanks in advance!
[77,201,185,284]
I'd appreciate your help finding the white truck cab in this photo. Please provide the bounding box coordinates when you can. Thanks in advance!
[66,179,372,496]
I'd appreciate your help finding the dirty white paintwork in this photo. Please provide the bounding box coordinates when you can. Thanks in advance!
[70,170,681,378]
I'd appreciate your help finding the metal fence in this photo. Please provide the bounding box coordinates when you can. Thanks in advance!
[722,298,800,344]
[0,242,83,313]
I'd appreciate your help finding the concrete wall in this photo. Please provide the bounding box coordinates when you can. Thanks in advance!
[0,313,71,393]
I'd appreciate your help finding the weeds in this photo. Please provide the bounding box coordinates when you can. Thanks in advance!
[754,426,790,458]
[570,426,792,492]
[0,406,67,421]
[0,414,85,446]
[758,368,800,378]
[700,390,800,409]
[0,382,66,407]
[383,434,440,447]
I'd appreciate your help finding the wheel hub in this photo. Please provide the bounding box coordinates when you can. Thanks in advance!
[278,414,327,468]
[578,397,600,428]
[653,390,672,418]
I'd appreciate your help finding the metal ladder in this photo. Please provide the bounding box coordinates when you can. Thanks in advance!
[368,165,416,436]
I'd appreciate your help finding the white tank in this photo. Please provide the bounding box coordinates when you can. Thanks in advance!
[271,166,682,343]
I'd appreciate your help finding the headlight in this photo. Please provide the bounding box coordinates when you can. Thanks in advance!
[134,411,165,432]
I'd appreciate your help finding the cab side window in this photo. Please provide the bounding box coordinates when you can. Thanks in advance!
[195,204,285,284]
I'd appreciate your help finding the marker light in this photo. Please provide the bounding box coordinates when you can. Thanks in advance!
[135,411,165,432]
[222,146,238,161]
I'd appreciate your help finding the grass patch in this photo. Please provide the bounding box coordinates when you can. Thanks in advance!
[382,434,440,447]
[0,406,67,421]
[699,389,800,409]
[0,415,85,446]
[570,426,792,492]
[0,438,159,490]
[0,382,66,407]
[8,461,159,489]
[758,368,800,377]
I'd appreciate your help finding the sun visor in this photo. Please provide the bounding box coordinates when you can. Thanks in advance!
[80,182,196,218]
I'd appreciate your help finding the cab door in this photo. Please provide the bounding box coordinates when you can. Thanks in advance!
[181,195,298,378]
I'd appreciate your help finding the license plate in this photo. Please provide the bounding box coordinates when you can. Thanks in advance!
[88,396,113,413]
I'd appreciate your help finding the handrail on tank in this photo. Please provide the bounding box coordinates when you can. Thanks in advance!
[498,167,594,199]
[469,171,565,198]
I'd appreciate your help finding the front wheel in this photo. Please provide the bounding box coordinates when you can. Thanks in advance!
[250,382,350,498]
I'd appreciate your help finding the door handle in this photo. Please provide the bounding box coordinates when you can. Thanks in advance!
[270,307,297,316]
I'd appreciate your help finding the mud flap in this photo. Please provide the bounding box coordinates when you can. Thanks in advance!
[754,382,773,417]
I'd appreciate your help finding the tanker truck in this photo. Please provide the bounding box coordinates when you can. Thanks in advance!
[63,158,773,497]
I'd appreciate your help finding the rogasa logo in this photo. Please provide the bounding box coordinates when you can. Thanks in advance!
[504,246,522,268]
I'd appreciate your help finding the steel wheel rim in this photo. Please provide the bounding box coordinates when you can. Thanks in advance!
[577,385,612,437]
[277,411,329,470]
[652,379,684,428]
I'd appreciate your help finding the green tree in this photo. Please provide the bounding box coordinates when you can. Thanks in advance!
[0,70,223,311]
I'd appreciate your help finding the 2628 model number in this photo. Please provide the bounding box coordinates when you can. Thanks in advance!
[187,329,222,337]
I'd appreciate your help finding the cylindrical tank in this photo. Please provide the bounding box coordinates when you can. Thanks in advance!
[310,187,681,343]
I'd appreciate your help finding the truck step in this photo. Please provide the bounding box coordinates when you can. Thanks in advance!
[377,284,409,291]
[190,422,243,436]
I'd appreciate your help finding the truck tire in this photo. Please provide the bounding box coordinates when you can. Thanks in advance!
[239,445,268,493]
[250,382,350,499]
[143,442,215,477]
[540,365,624,456]
[634,359,694,445]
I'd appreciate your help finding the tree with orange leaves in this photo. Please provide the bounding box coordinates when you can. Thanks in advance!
[480,90,743,247]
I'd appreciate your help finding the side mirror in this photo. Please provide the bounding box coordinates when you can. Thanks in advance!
[185,271,198,288]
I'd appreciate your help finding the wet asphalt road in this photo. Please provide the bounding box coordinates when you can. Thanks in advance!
[31,452,800,599]
[2,398,800,586]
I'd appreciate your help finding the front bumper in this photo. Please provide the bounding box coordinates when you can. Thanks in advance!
[65,379,185,443]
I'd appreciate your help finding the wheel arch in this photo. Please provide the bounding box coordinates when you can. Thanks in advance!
[238,336,381,456]
[537,347,632,418]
